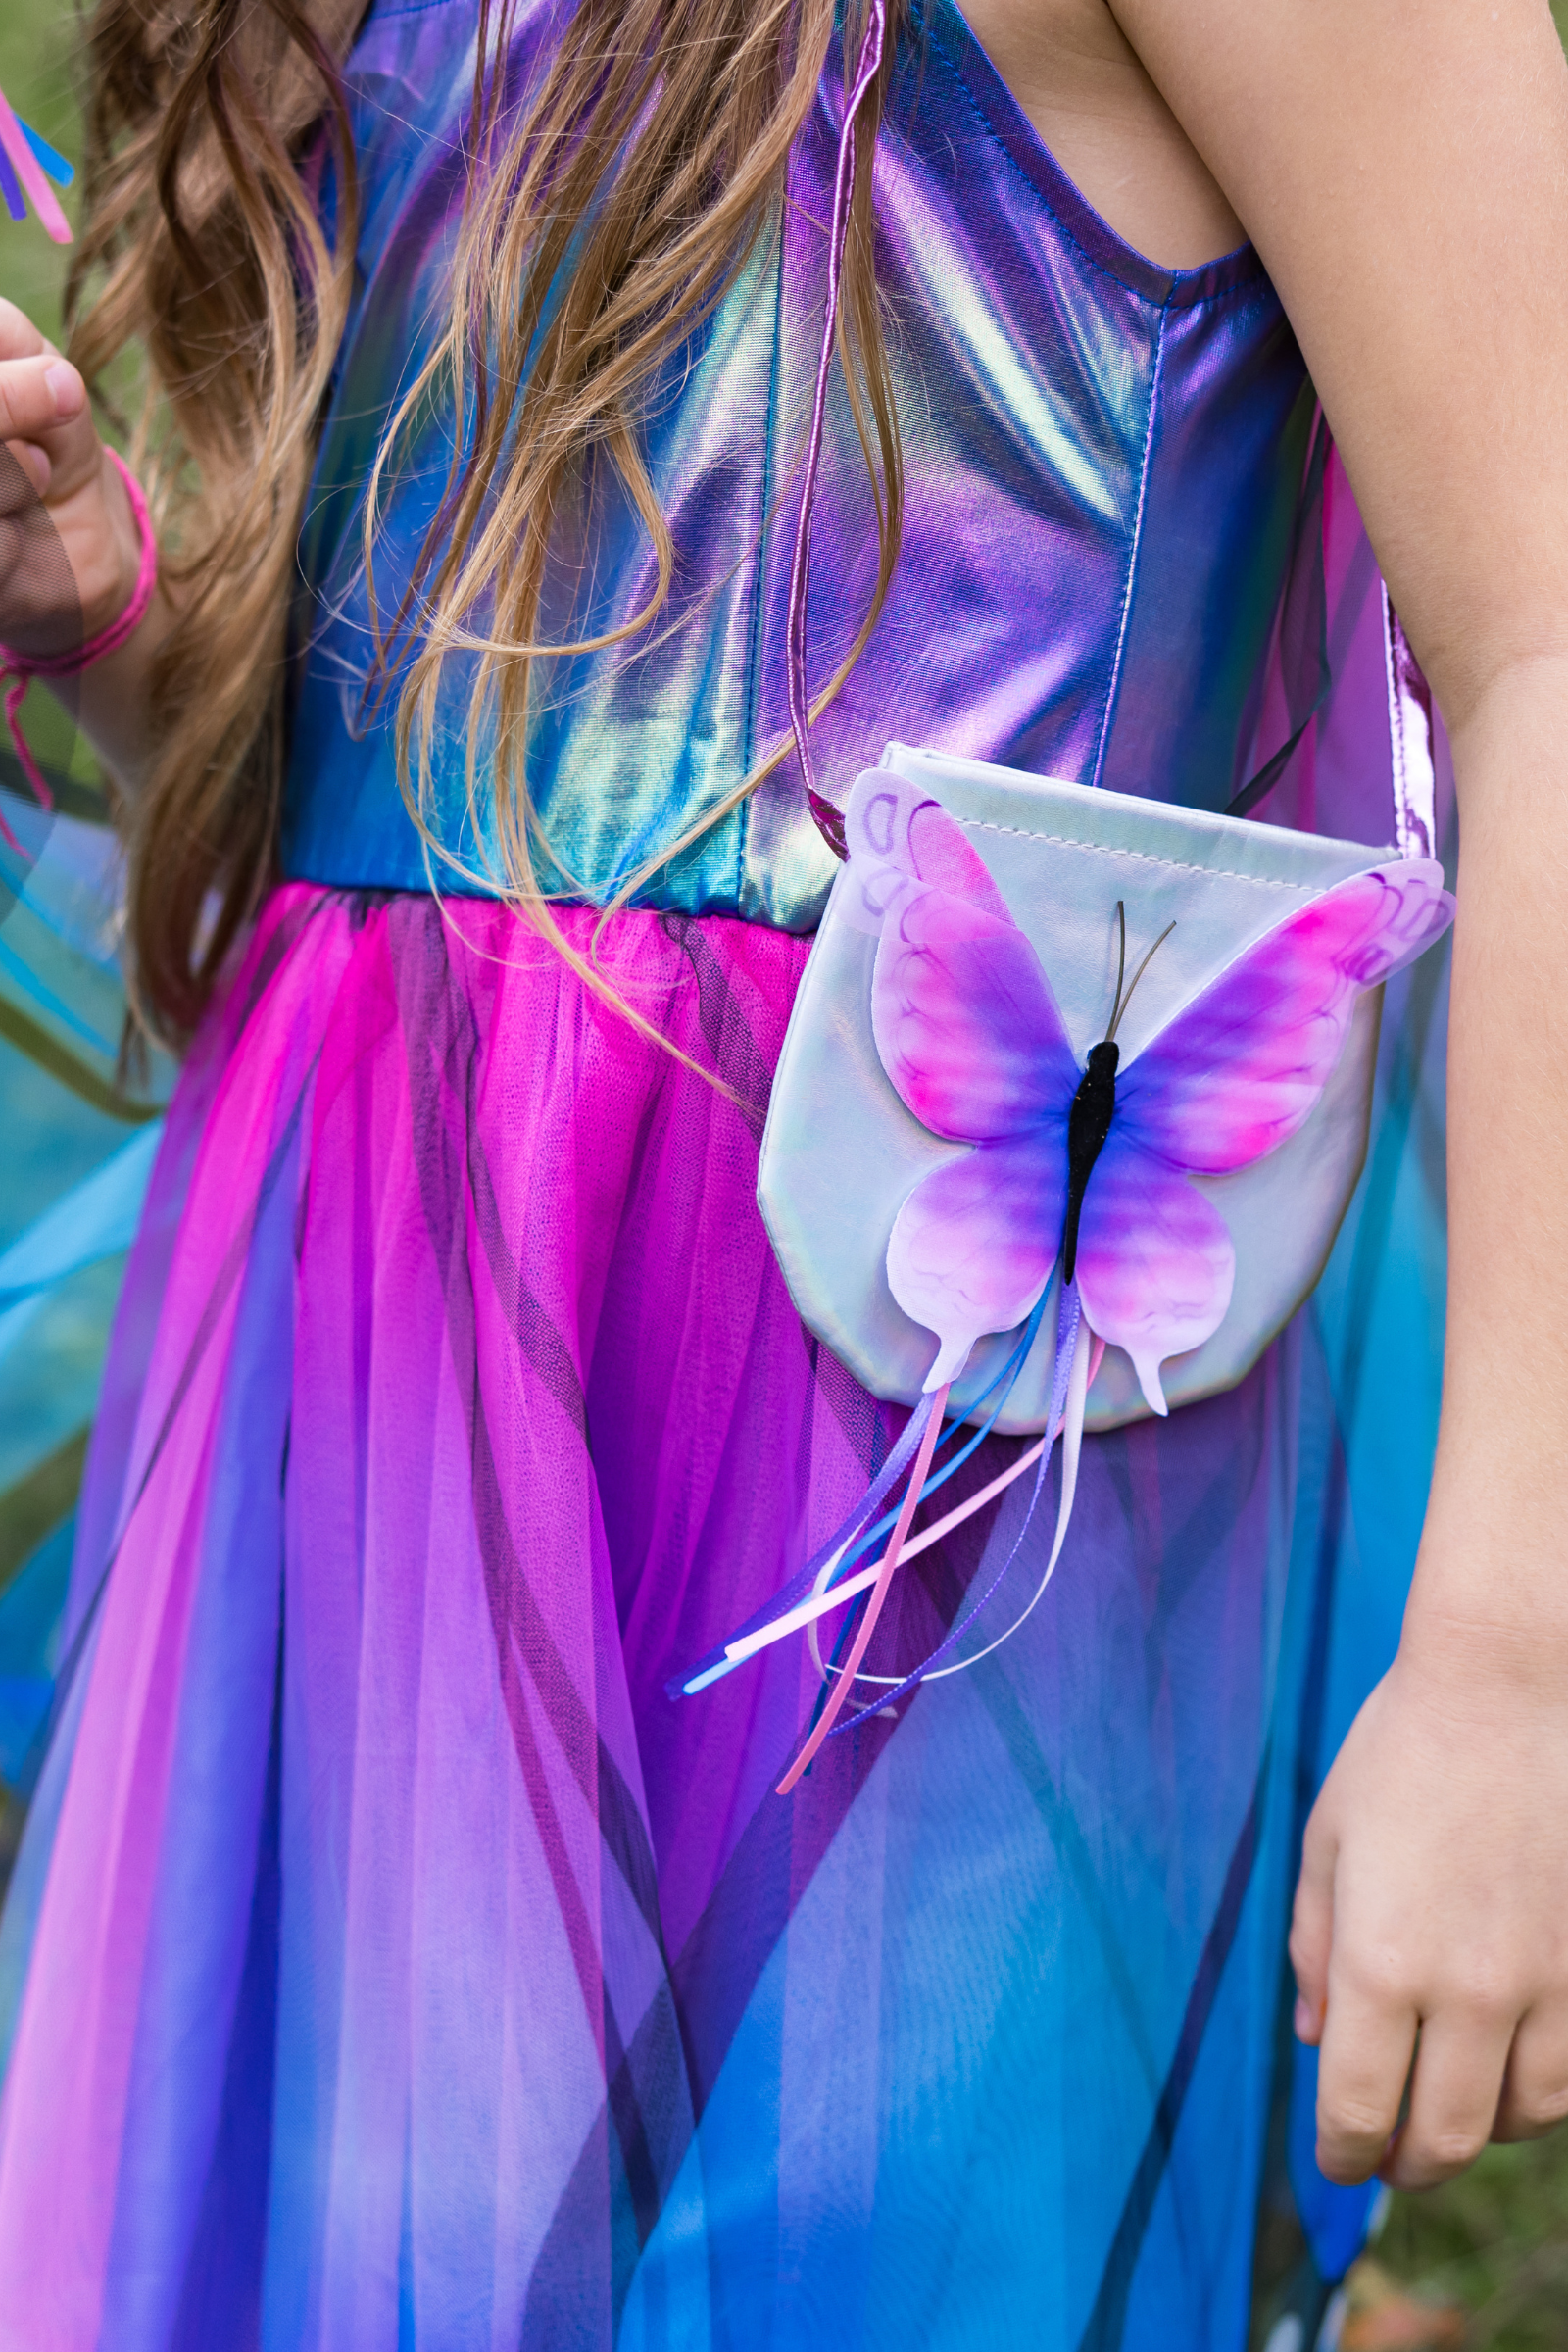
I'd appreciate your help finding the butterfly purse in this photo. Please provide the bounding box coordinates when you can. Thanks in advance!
[676,1,1455,1784]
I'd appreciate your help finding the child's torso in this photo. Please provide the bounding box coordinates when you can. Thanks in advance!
[281,0,1312,928]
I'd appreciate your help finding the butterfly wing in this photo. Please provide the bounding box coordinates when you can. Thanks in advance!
[860,791,1077,1381]
[840,768,1013,938]
[1117,859,1453,1173]
[887,1133,1060,1388]
[872,874,1078,1143]
[1071,1134,1235,1416]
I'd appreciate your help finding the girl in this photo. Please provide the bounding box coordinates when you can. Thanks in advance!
[1,0,1567,2343]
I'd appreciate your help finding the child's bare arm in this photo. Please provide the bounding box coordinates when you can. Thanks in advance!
[1115,0,1568,2197]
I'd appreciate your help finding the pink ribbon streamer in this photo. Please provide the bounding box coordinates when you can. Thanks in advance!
[806,1291,1102,1743]
[776,1371,949,1792]
[780,1330,1107,1681]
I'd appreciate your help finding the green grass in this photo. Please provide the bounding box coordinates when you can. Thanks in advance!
[0,1427,87,1595]
[0,0,82,344]
[1367,2135,1568,2350]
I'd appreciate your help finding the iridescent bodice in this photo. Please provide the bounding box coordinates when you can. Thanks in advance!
[281,0,1312,926]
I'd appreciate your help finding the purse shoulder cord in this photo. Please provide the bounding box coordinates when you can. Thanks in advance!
[786,0,888,861]
[1383,588,1438,860]
[784,6,1438,869]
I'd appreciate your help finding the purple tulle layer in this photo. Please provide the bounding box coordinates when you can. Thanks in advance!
[0,886,1385,2346]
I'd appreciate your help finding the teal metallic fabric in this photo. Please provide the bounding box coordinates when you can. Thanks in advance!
[281,0,1313,922]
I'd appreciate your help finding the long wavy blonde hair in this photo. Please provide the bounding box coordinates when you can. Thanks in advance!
[69,0,907,1043]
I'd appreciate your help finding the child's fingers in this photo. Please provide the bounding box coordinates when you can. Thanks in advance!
[1288,1813,1334,2045]
[1493,1999,1568,2142]
[0,354,85,446]
[1381,2007,1511,2189]
[0,354,104,512]
[1314,1962,1417,2184]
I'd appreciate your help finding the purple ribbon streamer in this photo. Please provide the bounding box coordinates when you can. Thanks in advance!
[0,145,24,223]
[668,1379,937,1694]
[826,1280,1083,1737]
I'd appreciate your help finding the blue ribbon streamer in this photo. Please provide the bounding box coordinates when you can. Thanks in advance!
[670,1384,942,1695]
[825,1280,1084,1738]
[815,1284,1054,1599]
[673,1281,1057,1699]
[20,122,74,189]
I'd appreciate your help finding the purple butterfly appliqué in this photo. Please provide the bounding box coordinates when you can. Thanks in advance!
[844,771,1455,1414]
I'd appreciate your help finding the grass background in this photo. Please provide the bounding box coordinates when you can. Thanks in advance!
[0,0,83,342]
[2,7,1568,2348]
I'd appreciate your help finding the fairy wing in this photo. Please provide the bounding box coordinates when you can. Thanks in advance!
[1117,859,1454,1173]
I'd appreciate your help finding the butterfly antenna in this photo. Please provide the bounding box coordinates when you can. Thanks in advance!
[1103,901,1127,1041]
[1106,919,1176,1043]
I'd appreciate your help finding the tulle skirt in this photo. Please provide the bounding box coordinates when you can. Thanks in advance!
[0,882,1440,2349]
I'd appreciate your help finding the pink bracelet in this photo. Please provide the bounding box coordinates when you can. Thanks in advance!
[0,447,158,849]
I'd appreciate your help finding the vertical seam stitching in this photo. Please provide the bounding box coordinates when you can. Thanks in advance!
[1090,292,1171,792]
[737,212,787,905]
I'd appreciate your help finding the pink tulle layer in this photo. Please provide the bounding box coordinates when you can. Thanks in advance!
[0,885,1357,2344]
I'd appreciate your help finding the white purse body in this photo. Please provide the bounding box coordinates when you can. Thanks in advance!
[759,742,1416,1436]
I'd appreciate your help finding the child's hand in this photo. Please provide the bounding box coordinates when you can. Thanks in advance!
[1292,1623,1568,2189]
[0,295,146,651]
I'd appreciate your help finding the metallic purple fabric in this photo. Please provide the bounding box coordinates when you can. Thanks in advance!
[281,0,1314,920]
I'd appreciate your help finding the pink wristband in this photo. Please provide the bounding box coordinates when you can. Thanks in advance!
[0,447,159,850]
